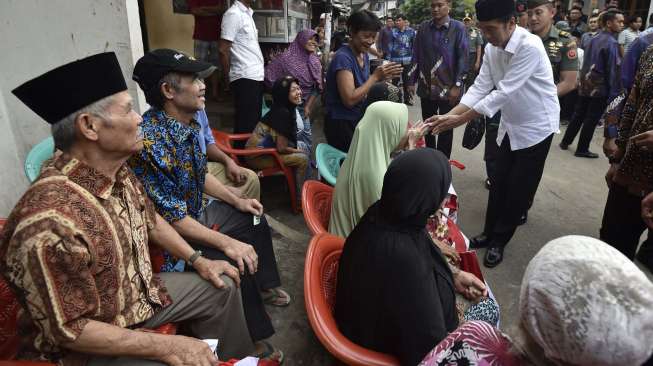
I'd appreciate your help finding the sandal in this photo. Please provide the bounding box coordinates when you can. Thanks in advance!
[253,340,284,364]
[261,287,291,307]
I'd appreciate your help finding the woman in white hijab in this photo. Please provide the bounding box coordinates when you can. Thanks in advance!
[419,235,653,366]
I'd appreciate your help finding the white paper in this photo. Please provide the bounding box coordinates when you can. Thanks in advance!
[234,356,259,366]
[202,339,219,355]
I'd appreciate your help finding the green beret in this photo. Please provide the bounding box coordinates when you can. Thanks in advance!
[527,0,553,9]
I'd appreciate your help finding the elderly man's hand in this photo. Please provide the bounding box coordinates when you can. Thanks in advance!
[158,334,219,366]
[603,138,618,158]
[223,238,258,275]
[642,192,653,230]
[236,198,263,216]
[225,160,246,185]
[194,257,240,288]
[425,114,466,135]
[454,270,487,302]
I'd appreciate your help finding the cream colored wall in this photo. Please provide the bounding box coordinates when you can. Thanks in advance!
[143,0,195,55]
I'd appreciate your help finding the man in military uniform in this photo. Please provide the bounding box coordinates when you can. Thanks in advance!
[527,0,579,97]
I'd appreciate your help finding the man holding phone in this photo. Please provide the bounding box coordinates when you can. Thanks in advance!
[425,0,559,267]
[406,0,469,159]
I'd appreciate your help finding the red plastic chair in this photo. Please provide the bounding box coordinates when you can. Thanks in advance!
[211,129,299,213]
[301,181,334,235]
[304,233,400,366]
[0,219,175,365]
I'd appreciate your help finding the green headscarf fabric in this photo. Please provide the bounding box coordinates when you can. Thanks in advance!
[329,101,409,237]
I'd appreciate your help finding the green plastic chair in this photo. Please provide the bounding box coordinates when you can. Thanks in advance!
[25,137,55,182]
[316,143,347,186]
[261,96,270,117]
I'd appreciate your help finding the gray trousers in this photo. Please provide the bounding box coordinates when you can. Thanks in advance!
[87,272,254,365]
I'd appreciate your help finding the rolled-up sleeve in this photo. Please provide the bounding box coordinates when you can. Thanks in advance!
[20,233,96,345]
[221,10,239,42]
[466,44,540,118]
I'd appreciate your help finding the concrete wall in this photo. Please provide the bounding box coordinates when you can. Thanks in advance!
[0,0,145,216]
[143,0,195,55]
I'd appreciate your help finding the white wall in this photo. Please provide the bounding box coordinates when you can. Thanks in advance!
[0,0,145,216]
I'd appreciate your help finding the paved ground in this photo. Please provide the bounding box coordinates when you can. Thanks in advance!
[207,95,652,365]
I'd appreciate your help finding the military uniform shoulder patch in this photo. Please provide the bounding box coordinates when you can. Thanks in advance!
[567,49,577,59]
[559,30,571,37]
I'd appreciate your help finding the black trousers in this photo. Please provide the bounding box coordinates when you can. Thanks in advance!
[324,115,357,152]
[600,183,653,260]
[484,134,553,247]
[421,98,454,158]
[193,200,281,341]
[484,113,501,184]
[561,96,606,153]
[559,89,578,121]
[231,78,264,148]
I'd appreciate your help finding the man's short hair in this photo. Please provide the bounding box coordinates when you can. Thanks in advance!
[601,9,623,26]
[143,72,183,110]
[394,14,406,21]
[347,10,382,34]
[627,14,641,24]
[570,6,583,13]
[51,95,115,151]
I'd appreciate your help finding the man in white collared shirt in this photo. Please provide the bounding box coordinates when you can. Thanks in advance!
[219,0,265,145]
[427,0,559,268]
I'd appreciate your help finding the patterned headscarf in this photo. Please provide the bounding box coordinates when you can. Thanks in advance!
[520,236,653,366]
[264,30,323,98]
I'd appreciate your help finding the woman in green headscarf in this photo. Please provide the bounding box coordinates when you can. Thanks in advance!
[329,100,416,237]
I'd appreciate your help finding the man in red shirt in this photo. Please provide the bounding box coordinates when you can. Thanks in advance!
[189,0,226,100]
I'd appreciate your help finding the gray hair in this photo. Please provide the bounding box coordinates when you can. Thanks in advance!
[143,72,183,109]
[51,94,115,151]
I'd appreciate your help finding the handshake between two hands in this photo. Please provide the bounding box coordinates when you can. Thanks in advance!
[408,114,466,140]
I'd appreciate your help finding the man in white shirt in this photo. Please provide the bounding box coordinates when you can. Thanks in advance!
[427,0,559,267]
[219,0,265,146]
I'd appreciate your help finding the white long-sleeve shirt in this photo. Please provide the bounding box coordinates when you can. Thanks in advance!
[460,26,559,150]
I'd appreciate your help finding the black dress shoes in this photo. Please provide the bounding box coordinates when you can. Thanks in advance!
[559,142,569,150]
[484,246,505,268]
[574,151,599,158]
[470,234,492,249]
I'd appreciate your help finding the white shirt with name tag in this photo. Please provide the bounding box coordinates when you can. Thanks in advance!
[460,26,559,150]
[221,0,265,83]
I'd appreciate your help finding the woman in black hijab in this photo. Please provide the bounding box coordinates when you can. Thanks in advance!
[245,76,309,199]
[334,148,489,366]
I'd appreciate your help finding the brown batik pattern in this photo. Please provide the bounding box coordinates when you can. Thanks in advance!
[0,154,170,365]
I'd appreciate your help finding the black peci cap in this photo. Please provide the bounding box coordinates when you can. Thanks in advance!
[476,0,517,21]
[132,49,216,94]
[12,52,127,124]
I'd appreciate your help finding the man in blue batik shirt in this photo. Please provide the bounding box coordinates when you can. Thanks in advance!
[387,14,416,104]
[129,49,288,362]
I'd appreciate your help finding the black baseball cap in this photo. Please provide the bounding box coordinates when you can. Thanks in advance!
[132,49,216,93]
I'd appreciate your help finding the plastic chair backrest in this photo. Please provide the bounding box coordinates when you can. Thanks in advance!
[315,143,347,186]
[24,137,54,183]
[304,233,399,366]
[301,181,333,235]
[261,96,270,117]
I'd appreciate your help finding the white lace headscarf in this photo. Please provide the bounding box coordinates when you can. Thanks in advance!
[519,235,653,366]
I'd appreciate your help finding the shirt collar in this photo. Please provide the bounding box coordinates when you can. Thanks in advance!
[52,153,131,200]
[504,26,524,54]
[147,108,201,145]
[430,16,451,29]
[235,0,253,16]
[545,25,560,40]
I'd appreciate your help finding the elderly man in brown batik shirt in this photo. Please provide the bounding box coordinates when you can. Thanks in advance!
[1,52,254,366]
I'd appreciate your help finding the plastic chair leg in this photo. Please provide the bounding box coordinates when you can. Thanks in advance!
[283,168,299,213]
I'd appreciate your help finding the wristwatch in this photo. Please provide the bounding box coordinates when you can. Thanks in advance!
[455,81,462,87]
[188,250,203,267]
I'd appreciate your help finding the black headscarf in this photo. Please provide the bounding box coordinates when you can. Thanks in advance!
[335,148,457,366]
[380,148,452,228]
[262,75,299,144]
